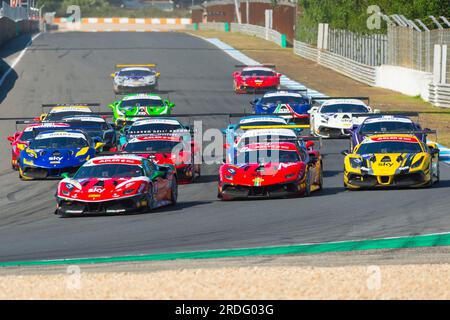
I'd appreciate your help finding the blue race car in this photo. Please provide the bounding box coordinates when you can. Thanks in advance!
[349,114,424,151]
[251,90,312,124]
[18,130,104,180]
[60,115,117,149]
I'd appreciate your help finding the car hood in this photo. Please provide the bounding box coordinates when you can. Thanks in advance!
[58,177,150,202]
[354,153,428,175]
[221,162,305,186]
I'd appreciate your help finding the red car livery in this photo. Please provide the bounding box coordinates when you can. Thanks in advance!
[7,122,71,170]
[232,65,281,94]
[218,141,322,200]
[55,155,177,216]
[121,135,201,183]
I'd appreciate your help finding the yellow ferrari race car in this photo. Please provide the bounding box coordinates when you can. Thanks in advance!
[342,134,440,189]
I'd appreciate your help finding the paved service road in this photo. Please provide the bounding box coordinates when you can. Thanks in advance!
[0,32,449,262]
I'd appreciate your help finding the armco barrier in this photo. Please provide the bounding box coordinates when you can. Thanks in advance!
[429,83,450,108]
[294,40,377,86]
[231,23,284,47]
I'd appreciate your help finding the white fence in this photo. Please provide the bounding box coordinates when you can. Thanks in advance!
[429,83,450,108]
[231,23,283,46]
[294,40,378,86]
[328,28,388,66]
[0,1,38,21]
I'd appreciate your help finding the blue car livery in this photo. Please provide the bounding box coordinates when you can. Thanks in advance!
[18,130,104,180]
[252,90,312,124]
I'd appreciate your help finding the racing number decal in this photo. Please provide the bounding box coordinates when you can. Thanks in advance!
[66,5,81,30]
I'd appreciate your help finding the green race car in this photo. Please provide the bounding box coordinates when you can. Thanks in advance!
[108,93,175,127]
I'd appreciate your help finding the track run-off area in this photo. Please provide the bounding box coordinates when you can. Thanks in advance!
[0,31,450,263]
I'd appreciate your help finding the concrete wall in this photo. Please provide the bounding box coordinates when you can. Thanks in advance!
[0,16,39,48]
[376,65,433,100]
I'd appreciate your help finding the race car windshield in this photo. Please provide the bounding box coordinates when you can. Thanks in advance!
[260,96,307,105]
[29,137,88,149]
[321,104,368,113]
[124,140,182,153]
[74,164,143,179]
[235,150,300,164]
[66,121,109,131]
[46,111,92,121]
[119,70,154,77]
[121,99,164,108]
[237,136,295,148]
[22,127,66,141]
[128,123,183,134]
[360,121,415,134]
[242,70,275,77]
[357,141,422,154]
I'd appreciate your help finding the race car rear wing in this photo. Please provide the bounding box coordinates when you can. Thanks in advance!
[115,64,157,68]
[235,64,276,69]
[360,129,436,135]
[41,103,101,108]
[311,96,370,106]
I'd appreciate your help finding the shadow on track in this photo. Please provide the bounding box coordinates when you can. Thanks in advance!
[0,34,34,104]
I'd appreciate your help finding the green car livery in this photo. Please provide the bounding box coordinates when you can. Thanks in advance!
[109,93,175,126]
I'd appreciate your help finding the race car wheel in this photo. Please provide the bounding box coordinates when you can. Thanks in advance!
[317,162,324,191]
[304,171,311,197]
[170,178,178,206]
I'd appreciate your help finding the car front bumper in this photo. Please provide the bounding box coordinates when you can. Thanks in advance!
[345,171,429,189]
[219,182,303,200]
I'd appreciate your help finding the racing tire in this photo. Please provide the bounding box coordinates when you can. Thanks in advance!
[169,178,178,206]
[317,162,324,191]
[304,171,311,197]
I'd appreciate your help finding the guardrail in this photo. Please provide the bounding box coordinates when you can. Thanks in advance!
[293,40,377,86]
[194,22,286,47]
[429,83,450,108]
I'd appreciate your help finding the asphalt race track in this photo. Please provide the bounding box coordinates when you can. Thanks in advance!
[0,32,449,262]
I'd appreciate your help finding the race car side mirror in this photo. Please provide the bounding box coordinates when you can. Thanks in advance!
[151,170,165,181]
[232,71,240,77]
[429,147,440,156]
[108,103,115,110]
[7,136,14,143]
[156,72,161,77]
[373,109,381,113]
[341,150,350,156]
[61,172,70,179]
[277,73,282,78]
[95,142,105,150]
[110,73,116,78]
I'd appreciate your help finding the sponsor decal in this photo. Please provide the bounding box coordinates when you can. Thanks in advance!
[88,187,105,194]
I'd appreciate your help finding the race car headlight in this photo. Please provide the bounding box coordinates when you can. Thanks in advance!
[349,157,362,169]
[411,156,424,169]
[285,173,296,179]
[226,167,236,175]
[123,188,136,195]
[26,149,37,158]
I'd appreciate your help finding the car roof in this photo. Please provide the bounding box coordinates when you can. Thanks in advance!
[263,91,303,98]
[23,123,70,131]
[132,118,181,126]
[362,115,413,124]
[321,99,368,107]
[238,116,287,124]
[86,155,144,166]
[239,128,297,139]
[49,106,92,113]
[34,130,88,140]
[122,94,161,101]
[239,142,299,152]
[242,66,274,72]
[129,135,182,143]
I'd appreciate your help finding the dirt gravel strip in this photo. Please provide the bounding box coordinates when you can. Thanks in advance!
[1,262,450,299]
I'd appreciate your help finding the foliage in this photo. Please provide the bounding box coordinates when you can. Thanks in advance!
[296,0,450,42]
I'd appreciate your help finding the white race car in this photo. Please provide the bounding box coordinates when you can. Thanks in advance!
[309,97,379,138]
[111,64,160,94]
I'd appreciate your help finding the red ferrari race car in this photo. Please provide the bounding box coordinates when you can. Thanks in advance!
[55,155,178,217]
[218,141,322,200]
[118,135,201,183]
[7,122,71,170]
[232,65,281,94]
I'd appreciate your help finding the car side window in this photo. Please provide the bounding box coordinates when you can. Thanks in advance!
[142,160,154,177]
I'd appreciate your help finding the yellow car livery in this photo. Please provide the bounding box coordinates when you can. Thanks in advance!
[343,134,440,189]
